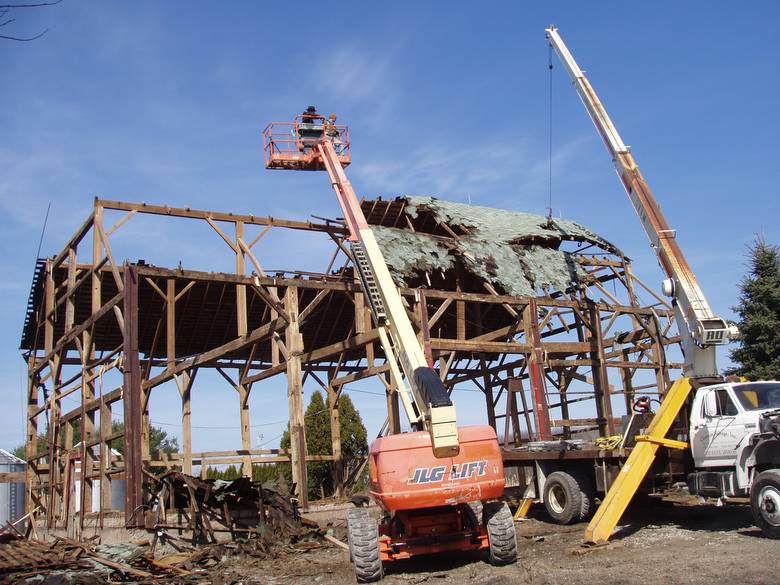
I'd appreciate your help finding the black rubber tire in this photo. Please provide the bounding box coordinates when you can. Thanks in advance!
[347,508,370,521]
[464,501,483,528]
[570,471,596,521]
[543,471,591,525]
[484,501,518,565]
[347,512,383,582]
[346,508,371,562]
[751,469,780,539]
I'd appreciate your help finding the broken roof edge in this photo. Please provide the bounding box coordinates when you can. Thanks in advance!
[400,195,624,256]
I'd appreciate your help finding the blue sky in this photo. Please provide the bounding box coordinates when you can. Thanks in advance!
[1,1,778,455]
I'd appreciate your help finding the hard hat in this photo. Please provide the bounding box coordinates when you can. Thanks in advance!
[329,113,337,120]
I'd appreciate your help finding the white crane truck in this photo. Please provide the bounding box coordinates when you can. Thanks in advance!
[528,27,780,542]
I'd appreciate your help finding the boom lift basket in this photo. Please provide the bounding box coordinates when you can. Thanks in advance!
[262,117,351,171]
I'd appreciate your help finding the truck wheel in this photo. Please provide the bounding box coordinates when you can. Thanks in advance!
[751,470,780,539]
[571,471,596,520]
[484,501,518,565]
[347,511,383,582]
[543,471,591,524]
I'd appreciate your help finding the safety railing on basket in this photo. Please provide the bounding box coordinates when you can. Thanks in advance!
[262,118,350,169]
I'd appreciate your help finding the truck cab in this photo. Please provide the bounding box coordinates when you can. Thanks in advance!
[688,381,780,536]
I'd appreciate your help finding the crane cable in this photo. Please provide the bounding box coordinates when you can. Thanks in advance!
[547,42,554,220]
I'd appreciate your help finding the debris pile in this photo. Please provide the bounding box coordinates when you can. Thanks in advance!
[0,533,152,584]
[144,472,321,548]
[0,473,336,583]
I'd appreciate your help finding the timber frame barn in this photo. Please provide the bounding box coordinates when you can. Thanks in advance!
[19,196,681,536]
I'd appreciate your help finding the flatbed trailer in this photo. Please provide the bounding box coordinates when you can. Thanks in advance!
[500,416,694,525]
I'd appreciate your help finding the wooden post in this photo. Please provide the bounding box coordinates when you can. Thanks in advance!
[587,300,614,436]
[80,203,103,519]
[65,247,77,332]
[456,266,466,341]
[513,376,534,443]
[559,371,572,440]
[523,300,551,441]
[100,398,112,514]
[236,221,248,337]
[25,356,38,516]
[43,263,56,527]
[385,371,401,435]
[327,376,344,498]
[507,377,523,446]
[284,287,308,509]
[122,263,144,527]
[177,369,197,476]
[270,285,279,366]
[416,290,434,367]
[238,384,252,477]
[621,347,635,414]
[49,366,63,526]
[480,354,497,430]
[141,389,150,462]
[166,278,176,370]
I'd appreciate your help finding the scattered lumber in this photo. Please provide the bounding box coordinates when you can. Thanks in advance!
[0,473,329,583]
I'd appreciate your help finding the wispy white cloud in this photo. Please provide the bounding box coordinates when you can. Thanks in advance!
[351,134,591,210]
[307,41,405,129]
[311,43,401,104]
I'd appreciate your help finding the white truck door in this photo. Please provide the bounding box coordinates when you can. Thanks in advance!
[691,387,744,468]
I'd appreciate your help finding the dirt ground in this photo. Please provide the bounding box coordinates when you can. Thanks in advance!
[211,498,776,585]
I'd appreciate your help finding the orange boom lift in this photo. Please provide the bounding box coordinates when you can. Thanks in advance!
[263,112,517,581]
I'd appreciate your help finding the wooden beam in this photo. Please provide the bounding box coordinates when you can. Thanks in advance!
[429,339,590,354]
[32,292,123,376]
[242,329,381,385]
[144,316,287,389]
[98,199,345,234]
[51,209,95,269]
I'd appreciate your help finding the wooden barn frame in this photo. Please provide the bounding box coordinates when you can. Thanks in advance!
[19,197,681,535]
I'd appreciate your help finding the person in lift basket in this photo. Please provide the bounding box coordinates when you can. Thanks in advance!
[323,112,343,154]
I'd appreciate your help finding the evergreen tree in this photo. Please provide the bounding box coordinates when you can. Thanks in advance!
[337,394,369,490]
[281,390,332,498]
[280,390,368,500]
[728,237,780,380]
[206,464,241,481]
[252,462,284,484]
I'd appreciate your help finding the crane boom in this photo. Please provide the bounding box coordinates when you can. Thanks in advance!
[545,26,737,379]
[316,140,459,457]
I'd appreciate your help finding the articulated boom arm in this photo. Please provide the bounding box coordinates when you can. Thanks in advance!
[545,26,737,379]
[317,141,459,457]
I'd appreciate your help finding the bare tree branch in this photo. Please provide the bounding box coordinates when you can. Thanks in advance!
[0,27,46,41]
[0,0,60,41]
[0,1,62,8]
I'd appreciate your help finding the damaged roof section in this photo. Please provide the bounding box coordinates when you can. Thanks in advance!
[364,196,621,297]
